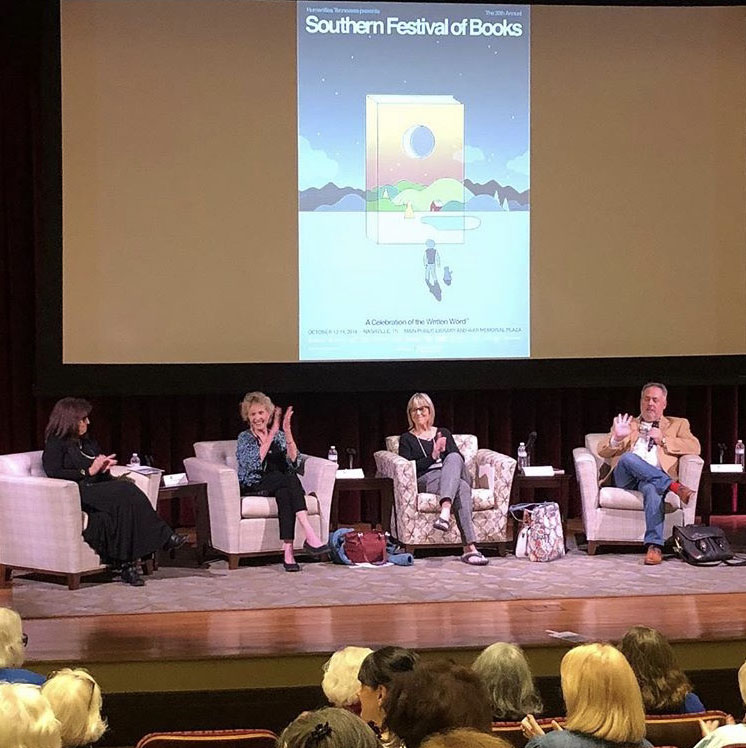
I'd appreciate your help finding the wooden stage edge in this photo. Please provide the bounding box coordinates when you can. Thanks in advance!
[16,591,746,693]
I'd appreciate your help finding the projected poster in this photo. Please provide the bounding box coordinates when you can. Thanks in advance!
[297,3,530,361]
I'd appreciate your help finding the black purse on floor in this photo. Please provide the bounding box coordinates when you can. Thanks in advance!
[672,524,746,566]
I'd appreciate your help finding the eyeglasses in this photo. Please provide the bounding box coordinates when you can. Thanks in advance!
[410,406,430,414]
[21,633,28,647]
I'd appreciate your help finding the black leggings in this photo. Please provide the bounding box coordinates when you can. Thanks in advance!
[242,471,307,541]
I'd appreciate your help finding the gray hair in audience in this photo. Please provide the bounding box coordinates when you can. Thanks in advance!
[279,707,378,748]
[472,642,543,721]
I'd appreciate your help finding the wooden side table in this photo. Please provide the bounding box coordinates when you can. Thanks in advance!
[331,476,394,532]
[158,482,214,564]
[698,468,746,524]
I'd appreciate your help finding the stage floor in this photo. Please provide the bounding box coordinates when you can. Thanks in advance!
[5,517,746,692]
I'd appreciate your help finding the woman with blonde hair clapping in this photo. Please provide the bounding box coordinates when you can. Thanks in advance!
[522,643,652,748]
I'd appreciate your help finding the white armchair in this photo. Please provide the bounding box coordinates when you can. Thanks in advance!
[573,433,703,554]
[0,450,161,589]
[183,440,337,569]
[374,434,515,554]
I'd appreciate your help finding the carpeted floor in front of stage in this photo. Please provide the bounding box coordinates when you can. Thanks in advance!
[10,540,746,619]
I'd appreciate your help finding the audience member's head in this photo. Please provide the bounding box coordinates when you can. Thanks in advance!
[421,729,511,748]
[472,642,543,721]
[0,607,26,669]
[41,669,106,748]
[561,643,646,744]
[618,625,693,713]
[383,660,493,748]
[278,707,378,748]
[0,682,62,748]
[357,646,419,727]
[322,647,374,709]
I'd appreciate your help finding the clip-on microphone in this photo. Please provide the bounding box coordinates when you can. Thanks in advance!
[647,420,660,451]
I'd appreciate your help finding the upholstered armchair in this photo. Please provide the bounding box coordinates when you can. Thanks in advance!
[0,450,161,589]
[183,440,337,569]
[573,433,703,554]
[374,434,515,553]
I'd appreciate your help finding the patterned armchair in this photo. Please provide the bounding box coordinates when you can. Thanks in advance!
[374,434,515,554]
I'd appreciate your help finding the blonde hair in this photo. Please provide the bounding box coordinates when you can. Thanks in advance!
[472,642,543,721]
[0,607,25,669]
[240,391,274,424]
[0,682,62,748]
[561,643,645,744]
[41,669,106,748]
[321,646,374,707]
[406,393,435,431]
[421,729,511,748]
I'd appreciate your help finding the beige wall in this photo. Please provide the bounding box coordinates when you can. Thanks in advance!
[61,2,746,363]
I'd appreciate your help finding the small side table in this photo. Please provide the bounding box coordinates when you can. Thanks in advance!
[157,482,214,564]
[509,472,572,550]
[698,468,746,524]
[331,476,394,532]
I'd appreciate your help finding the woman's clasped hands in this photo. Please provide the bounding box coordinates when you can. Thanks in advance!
[520,714,563,740]
[89,453,117,475]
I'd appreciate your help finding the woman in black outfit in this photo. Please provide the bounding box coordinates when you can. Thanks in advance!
[42,397,185,586]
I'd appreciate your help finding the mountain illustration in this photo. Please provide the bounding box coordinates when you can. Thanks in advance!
[464,179,529,208]
[316,194,366,212]
[299,183,365,211]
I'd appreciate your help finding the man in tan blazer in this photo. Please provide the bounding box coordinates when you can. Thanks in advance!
[597,382,700,565]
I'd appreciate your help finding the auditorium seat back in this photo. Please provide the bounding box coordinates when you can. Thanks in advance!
[493,712,731,748]
[136,728,278,748]
[644,711,730,748]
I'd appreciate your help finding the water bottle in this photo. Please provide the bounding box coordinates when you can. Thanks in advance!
[129,452,140,467]
[327,445,338,466]
[517,442,528,472]
[736,439,745,468]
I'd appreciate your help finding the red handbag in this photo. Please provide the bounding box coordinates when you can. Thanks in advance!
[343,530,388,564]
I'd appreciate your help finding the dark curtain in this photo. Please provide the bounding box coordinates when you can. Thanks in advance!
[2,4,744,520]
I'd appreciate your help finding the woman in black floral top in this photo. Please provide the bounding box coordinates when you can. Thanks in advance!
[236,391,328,572]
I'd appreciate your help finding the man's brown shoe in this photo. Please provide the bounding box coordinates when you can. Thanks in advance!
[671,483,694,505]
[644,546,663,565]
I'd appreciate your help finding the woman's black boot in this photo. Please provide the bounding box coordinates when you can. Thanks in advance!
[121,562,145,586]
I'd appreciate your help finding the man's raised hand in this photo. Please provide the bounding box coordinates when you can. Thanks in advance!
[612,413,633,441]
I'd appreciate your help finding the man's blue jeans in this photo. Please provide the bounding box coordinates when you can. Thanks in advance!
[612,452,672,547]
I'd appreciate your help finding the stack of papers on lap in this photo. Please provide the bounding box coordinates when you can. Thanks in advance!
[126,465,161,475]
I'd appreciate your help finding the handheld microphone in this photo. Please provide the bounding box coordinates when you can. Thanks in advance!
[648,420,659,451]
[525,431,537,452]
